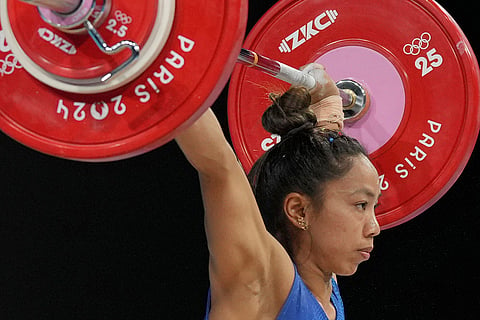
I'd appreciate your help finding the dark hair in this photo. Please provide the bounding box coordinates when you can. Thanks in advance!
[247,87,367,258]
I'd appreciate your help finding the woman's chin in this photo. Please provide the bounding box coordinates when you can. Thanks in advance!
[335,264,359,277]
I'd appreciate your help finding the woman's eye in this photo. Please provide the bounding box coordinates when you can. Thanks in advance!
[356,203,367,210]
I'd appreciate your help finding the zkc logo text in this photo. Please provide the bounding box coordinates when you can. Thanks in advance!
[278,10,338,53]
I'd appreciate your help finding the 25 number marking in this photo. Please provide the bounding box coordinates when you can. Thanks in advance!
[415,48,443,77]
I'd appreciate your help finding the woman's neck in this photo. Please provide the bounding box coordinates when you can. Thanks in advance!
[297,262,337,320]
[296,262,333,304]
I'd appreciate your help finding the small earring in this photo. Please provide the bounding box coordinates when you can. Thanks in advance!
[297,216,309,231]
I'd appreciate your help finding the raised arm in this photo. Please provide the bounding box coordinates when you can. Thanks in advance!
[175,63,342,318]
[175,109,293,316]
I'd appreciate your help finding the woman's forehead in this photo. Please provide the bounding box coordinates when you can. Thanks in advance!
[326,156,380,197]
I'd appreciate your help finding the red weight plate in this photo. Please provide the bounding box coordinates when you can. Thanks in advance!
[0,0,248,161]
[228,0,480,229]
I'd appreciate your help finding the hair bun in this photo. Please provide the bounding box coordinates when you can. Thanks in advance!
[262,87,317,137]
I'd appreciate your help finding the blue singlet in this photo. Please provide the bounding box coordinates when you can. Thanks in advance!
[204,266,345,319]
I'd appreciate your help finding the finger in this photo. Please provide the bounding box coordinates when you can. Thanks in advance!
[302,64,329,85]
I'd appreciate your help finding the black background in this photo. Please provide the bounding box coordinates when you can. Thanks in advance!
[1,0,479,319]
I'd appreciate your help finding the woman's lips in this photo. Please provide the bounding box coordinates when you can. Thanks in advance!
[358,247,373,260]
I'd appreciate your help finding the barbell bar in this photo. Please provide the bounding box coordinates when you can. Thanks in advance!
[18,0,79,14]
[238,48,357,108]
[237,48,367,120]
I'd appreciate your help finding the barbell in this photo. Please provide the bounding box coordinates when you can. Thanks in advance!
[0,0,479,229]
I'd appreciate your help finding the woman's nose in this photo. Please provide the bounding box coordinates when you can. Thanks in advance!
[365,214,381,238]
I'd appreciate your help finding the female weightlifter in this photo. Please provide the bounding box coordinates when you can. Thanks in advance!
[175,64,381,320]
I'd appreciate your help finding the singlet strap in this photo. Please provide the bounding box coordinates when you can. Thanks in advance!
[204,289,211,320]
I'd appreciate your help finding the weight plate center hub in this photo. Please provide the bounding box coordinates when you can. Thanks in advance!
[37,0,108,32]
[321,46,406,155]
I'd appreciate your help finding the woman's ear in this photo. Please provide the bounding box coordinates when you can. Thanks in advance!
[284,192,311,230]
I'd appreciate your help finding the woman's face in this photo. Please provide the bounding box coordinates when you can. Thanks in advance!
[307,155,381,276]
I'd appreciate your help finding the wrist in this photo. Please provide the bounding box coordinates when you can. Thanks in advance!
[310,95,344,131]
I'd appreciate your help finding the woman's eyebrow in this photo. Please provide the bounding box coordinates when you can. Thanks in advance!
[350,188,382,200]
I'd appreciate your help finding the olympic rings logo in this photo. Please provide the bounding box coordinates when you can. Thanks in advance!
[115,10,132,25]
[403,32,431,56]
[0,53,22,76]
